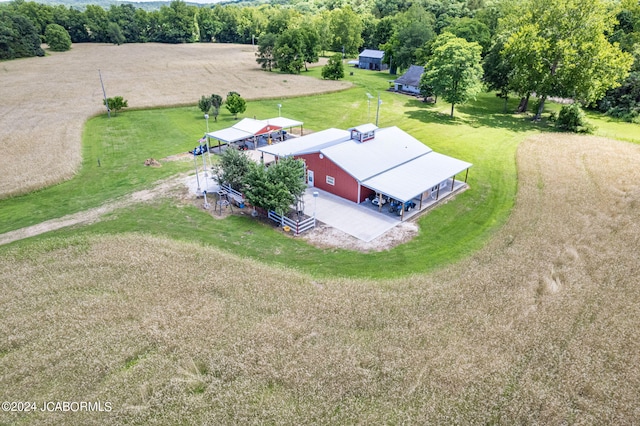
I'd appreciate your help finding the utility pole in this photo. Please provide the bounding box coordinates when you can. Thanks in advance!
[99,69,110,119]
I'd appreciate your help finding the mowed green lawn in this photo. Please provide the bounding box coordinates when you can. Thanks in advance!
[1,68,636,278]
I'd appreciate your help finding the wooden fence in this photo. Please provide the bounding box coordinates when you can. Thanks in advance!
[267,210,316,235]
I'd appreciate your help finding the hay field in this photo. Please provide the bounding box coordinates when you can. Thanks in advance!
[2,133,640,424]
[0,43,349,199]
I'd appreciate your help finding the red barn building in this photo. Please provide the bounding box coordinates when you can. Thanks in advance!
[259,124,472,214]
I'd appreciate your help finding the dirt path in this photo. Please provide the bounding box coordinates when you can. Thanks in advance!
[0,177,185,247]
[0,171,417,251]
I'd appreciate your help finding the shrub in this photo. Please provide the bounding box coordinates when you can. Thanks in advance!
[556,103,595,134]
[225,92,246,119]
[321,54,344,80]
[103,96,128,115]
[45,24,72,52]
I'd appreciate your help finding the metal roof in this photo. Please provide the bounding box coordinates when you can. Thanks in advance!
[206,127,252,143]
[259,124,472,204]
[362,152,472,202]
[206,116,302,143]
[350,123,379,133]
[359,49,385,59]
[233,118,280,135]
[258,128,351,157]
[394,65,424,87]
[266,117,303,129]
[320,126,432,181]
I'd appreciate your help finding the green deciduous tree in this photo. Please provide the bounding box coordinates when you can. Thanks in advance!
[64,8,91,43]
[85,4,109,43]
[499,0,634,120]
[198,93,223,119]
[556,103,595,133]
[321,53,345,80]
[243,157,306,217]
[442,17,491,56]
[312,11,332,56]
[44,23,71,51]
[256,32,277,71]
[103,96,128,115]
[420,32,483,117]
[299,24,320,71]
[210,93,223,121]
[197,7,220,43]
[382,4,435,73]
[198,95,212,114]
[274,27,304,74]
[156,0,197,43]
[213,147,252,192]
[0,11,44,59]
[10,0,53,35]
[483,37,513,112]
[108,4,143,43]
[225,92,246,119]
[106,22,125,45]
[329,6,363,56]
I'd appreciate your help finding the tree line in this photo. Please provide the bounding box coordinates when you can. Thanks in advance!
[2,0,639,122]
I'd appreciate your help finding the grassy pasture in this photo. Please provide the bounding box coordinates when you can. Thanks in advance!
[2,134,640,424]
[1,68,534,277]
[2,44,640,424]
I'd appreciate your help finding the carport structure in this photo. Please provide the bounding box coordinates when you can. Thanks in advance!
[206,117,303,151]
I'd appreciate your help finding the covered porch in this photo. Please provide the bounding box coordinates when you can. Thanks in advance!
[360,152,472,221]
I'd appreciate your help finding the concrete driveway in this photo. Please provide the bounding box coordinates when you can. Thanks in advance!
[301,188,400,242]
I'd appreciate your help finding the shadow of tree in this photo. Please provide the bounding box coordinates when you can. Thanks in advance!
[402,93,556,133]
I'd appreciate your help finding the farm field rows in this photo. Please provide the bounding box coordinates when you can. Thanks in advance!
[1,43,640,424]
[0,43,349,199]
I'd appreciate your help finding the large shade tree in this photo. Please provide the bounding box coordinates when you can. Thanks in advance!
[329,6,363,56]
[499,0,633,119]
[420,32,483,117]
[381,4,435,73]
[274,27,305,74]
[44,23,71,51]
[256,32,277,71]
[0,11,44,59]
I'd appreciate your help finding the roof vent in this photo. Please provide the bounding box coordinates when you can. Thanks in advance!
[350,124,378,143]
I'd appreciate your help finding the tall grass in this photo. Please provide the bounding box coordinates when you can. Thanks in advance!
[3,131,640,426]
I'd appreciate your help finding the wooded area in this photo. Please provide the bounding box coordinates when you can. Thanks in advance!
[1,0,639,121]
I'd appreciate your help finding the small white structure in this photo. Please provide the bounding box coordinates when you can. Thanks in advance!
[393,65,424,94]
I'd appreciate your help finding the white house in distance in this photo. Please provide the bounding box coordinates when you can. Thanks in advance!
[259,124,472,220]
[393,65,424,94]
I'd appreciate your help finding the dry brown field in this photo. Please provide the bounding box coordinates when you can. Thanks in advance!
[0,43,349,199]
[2,133,640,424]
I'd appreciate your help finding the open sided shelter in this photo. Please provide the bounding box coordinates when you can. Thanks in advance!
[206,117,303,150]
[259,124,472,220]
